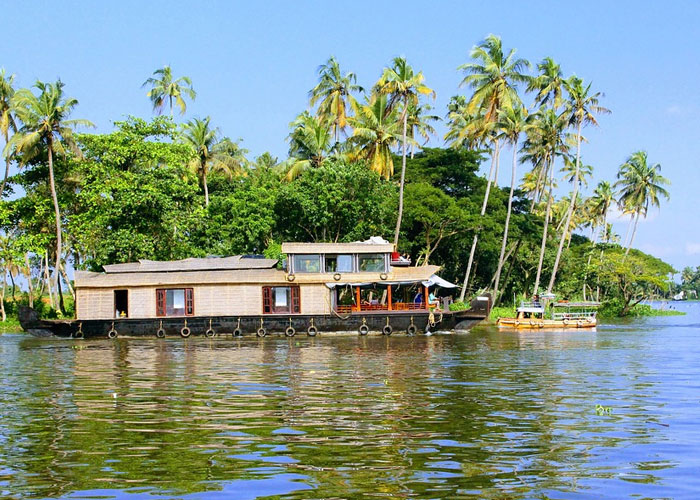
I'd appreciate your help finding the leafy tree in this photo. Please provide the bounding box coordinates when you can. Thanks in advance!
[614,151,670,256]
[142,65,196,117]
[199,180,277,256]
[276,160,395,243]
[9,80,94,297]
[402,182,467,264]
[375,56,435,246]
[595,247,674,315]
[180,116,247,206]
[309,56,364,143]
[67,117,201,269]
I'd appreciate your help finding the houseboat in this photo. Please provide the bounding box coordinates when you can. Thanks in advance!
[19,238,491,338]
[496,294,599,329]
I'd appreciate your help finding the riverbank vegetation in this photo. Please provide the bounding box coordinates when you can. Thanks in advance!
[0,36,675,326]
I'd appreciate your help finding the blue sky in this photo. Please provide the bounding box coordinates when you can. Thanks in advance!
[3,1,699,271]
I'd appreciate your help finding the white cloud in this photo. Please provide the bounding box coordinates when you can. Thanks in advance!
[685,243,700,255]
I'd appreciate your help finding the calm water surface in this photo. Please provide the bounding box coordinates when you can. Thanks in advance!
[1,303,699,499]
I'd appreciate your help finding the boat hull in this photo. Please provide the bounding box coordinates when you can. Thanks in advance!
[19,306,487,339]
[496,317,596,329]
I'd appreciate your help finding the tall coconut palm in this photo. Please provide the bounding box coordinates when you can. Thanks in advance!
[455,35,529,299]
[561,155,593,188]
[527,108,569,294]
[309,56,364,143]
[589,180,615,242]
[348,94,401,179]
[9,80,94,292]
[181,117,247,205]
[143,65,196,117]
[0,69,17,199]
[375,57,435,246]
[406,103,440,158]
[527,57,565,110]
[282,111,336,181]
[547,76,610,293]
[614,151,670,255]
[492,104,528,301]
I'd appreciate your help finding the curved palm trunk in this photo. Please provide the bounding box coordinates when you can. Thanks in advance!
[533,156,554,294]
[459,139,500,301]
[547,121,582,294]
[493,142,518,302]
[393,107,409,247]
[625,211,641,257]
[47,140,63,302]
[0,131,10,199]
[202,161,210,207]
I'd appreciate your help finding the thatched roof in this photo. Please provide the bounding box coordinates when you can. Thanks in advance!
[75,264,441,289]
[281,241,394,254]
[103,255,277,274]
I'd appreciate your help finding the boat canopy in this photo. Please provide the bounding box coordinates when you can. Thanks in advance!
[325,274,456,289]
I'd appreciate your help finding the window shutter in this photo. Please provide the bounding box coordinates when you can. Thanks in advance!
[185,289,194,316]
[263,287,271,314]
[291,286,300,314]
[156,289,166,317]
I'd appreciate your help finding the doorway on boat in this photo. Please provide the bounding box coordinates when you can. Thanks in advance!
[114,290,128,318]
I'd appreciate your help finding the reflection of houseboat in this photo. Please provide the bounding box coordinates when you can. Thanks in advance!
[20,238,491,338]
[496,294,599,329]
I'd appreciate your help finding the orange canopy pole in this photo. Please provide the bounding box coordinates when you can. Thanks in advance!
[355,286,362,312]
[387,285,392,311]
[424,285,429,310]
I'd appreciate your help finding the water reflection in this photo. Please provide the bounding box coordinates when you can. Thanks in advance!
[2,311,700,498]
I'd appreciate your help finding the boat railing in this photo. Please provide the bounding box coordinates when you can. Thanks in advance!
[551,310,597,320]
[519,301,543,309]
[336,302,426,314]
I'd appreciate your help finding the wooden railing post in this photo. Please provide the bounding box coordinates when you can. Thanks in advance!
[424,285,429,310]
[387,285,392,311]
[355,286,361,312]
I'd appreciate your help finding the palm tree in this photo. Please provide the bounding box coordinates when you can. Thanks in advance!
[0,69,17,199]
[455,35,529,299]
[526,108,569,294]
[492,104,528,301]
[143,65,196,117]
[348,95,401,179]
[527,57,565,110]
[375,56,435,246]
[614,151,670,255]
[9,80,94,293]
[181,117,247,205]
[282,111,335,181]
[561,155,593,188]
[547,76,610,293]
[589,180,615,242]
[406,103,440,158]
[309,56,364,143]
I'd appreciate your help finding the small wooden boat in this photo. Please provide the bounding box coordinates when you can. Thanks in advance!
[496,295,599,330]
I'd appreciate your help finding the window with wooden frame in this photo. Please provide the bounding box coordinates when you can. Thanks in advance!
[262,286,301,314]
[156,288,194,317]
